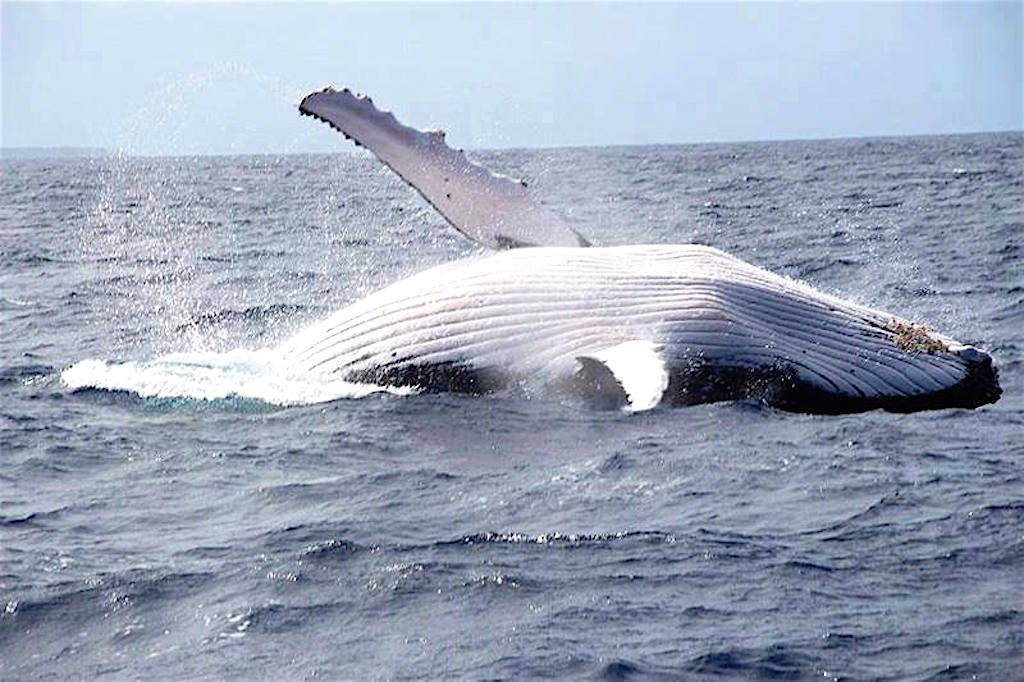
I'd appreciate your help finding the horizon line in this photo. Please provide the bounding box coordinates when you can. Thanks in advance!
[3,128,1021,161]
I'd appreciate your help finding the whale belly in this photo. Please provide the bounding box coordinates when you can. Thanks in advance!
[281,245,1000,413]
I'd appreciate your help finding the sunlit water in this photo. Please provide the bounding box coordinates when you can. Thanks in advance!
[2,134,1022,679]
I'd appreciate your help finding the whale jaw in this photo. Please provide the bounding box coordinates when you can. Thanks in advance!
[737,352,999,411]
[855,351,1001,414]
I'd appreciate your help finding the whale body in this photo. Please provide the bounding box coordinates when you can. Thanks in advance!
[288,87,1001,413]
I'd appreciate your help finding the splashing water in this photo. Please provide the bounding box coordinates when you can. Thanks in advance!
[61,64,435,404]
[61,347,414,406]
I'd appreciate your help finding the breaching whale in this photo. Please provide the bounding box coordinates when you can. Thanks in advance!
[285,87,1001,414]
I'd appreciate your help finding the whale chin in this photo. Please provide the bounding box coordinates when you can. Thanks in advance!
[735,353,1001,415]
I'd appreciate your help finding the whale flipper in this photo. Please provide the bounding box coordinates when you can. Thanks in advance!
[576,341,669,412]
[300,87,589,250]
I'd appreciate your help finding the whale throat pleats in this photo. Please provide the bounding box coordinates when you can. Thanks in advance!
[299,87,589,250]
[281,245,1000,414]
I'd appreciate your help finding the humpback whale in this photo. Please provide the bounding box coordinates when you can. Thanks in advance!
[286,87,1000,413]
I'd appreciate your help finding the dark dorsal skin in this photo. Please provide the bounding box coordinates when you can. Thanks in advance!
[348,351,1000,414]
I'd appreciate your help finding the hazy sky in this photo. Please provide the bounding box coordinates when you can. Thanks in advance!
[2,2,1021,155]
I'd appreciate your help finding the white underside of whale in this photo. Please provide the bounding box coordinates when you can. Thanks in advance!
[281,244,986,411]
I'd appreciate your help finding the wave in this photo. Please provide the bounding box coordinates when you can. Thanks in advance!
[684,645,823,677]
[60,347,415,406]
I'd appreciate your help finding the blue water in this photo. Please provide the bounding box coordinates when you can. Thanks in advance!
[2,134,1022,679]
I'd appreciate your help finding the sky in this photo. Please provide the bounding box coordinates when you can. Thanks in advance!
[2,2,1021,155]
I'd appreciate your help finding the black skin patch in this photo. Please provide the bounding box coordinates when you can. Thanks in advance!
[665,363,789,408]
[346,355,1000,415]
[349,361,507,394]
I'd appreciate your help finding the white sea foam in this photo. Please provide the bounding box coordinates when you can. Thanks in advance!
[61,348,414,406]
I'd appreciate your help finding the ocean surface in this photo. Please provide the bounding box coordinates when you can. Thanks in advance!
[1,133,1022,680]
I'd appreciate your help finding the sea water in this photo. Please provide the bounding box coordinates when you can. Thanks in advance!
[1,134,1021,679]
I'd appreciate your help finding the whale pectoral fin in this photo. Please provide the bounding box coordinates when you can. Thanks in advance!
[299,87,589,250]
[575,341,669,412]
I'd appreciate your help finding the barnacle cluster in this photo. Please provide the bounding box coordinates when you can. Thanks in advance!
[889,318,948,354]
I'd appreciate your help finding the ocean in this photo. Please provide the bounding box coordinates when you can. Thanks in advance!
[1,133,1021,679]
